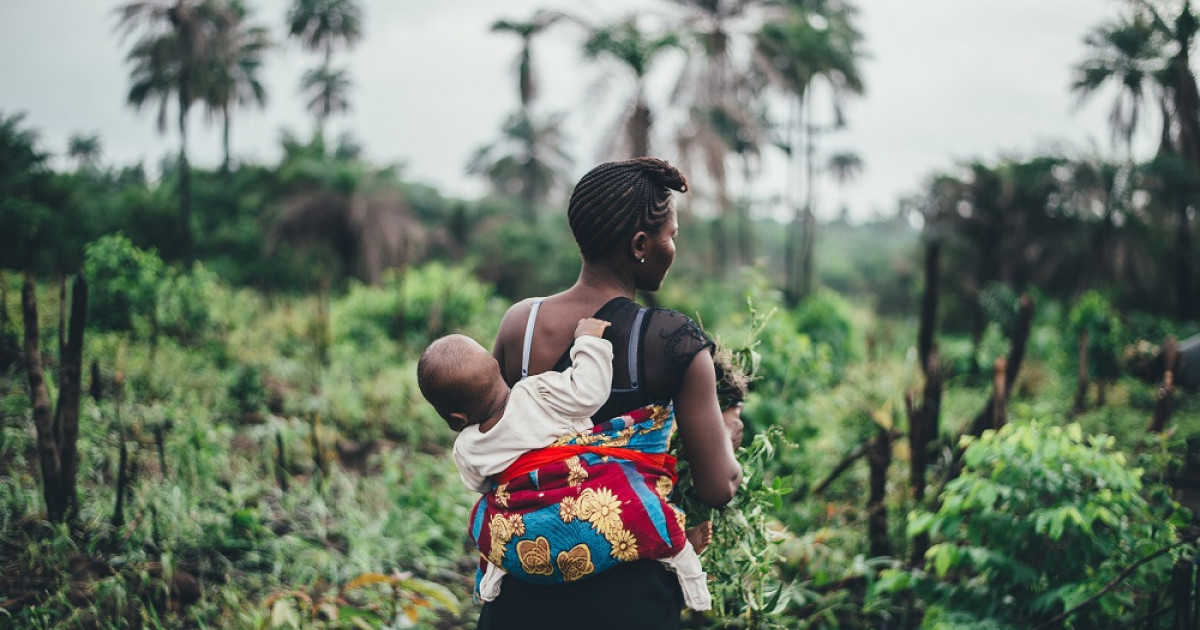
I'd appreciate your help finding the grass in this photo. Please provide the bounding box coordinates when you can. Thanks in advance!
[1,269,1197,629]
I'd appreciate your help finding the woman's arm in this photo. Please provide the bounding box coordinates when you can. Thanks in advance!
[674,351,743,507]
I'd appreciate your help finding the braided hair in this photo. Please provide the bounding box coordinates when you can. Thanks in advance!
[567,157,688,260]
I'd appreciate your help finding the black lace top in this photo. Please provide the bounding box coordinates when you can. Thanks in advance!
[550,297,714,421]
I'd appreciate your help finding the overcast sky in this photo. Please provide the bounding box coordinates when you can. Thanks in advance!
[0,0,1157,222]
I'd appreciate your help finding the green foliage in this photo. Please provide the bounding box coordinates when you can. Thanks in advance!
[157,263,222,344]
[703,428,797,628]
[794,289,858,373]
[84,234,167,333]
[893,422,1186,629]
[332,262,502,351]
[1068,290,1122,380]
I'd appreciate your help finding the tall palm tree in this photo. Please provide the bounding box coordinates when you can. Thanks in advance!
[204,0,270,173]
[301,63,351,126]
[826,149,861,220]
[467,110,572,214]
[491,11,563,110]
[270,131,423,284]
[287,0,361,66]
[1072,13,1161,159]
[756,0,865,304]
[672,0,763,228]
[66,133,102,171]
[287,0,361,133]
[582,16,683,159]
[117,0,234,265]
[1079,0,1200,318]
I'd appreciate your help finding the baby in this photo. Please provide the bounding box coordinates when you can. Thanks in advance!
[417,318,712,610]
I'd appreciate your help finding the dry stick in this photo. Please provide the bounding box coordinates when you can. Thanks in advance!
[867,425,893,558]
[812,429,903,496]
[275,429,289,493]
[22,273,63,522]
[1074,330,1090,413]
[56,275,87,522]
[1029,532,1200,630]
[57,274,66,363]
[112,395,128,529]
[937,295,1034,502]
[1149,337,1178,433]
[910,347,942,570]
[991,358,1008,430]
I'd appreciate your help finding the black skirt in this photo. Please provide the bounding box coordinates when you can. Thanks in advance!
[476,560,684,630]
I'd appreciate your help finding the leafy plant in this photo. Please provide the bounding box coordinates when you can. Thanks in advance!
[887,422,1187,629]
[83,234,167,334]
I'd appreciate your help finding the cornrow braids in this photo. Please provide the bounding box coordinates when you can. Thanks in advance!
[568,157,688,260]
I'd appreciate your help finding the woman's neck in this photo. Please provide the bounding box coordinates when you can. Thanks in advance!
[575,259,636,301]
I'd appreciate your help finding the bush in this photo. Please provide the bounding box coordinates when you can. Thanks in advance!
[83,233,166,333]
[1068,291,1122,381]
[333,262,502,352]
[794,289,857,373]
[890,422,1187,629]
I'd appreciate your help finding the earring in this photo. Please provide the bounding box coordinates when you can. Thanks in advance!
[639,257,646,264]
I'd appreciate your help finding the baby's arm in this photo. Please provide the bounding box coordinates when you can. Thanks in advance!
[453,442,492,493]
[533,318,613,418]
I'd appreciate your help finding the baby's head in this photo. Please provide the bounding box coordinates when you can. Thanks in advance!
[417,334,506,432]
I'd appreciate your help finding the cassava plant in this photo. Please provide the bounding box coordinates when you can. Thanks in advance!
[880,421,1190,629]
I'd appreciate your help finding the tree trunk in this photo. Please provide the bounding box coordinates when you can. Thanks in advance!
[1149,337,1178,433]
[55,275,87,523]
[221,101,232,175]
[23,273,87,523]
[178,97,194,268]
[970,294,1033,435]
[867,426,892,558]
[991,358,1007,430]
[1074,330,1090,413]
[800,95,817,300]
[1176,203,1195,319]
[23,275,62,521]
[918,240,941,375]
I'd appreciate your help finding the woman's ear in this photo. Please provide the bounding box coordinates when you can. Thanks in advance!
[630,230,649,261]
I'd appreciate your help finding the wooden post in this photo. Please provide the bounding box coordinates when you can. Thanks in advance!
[22,273,87,523]
[23,274,62,521]
[867,426,892,558]
[991,358,1007,430]
[276,429,289,493]
[1074,330,1089,413]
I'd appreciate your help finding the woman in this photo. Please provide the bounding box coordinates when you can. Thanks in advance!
[478,157,743,629]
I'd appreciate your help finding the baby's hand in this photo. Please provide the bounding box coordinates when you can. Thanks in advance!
[575,317,611,339]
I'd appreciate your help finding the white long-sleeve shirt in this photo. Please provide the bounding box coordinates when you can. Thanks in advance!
[452,335,613,492]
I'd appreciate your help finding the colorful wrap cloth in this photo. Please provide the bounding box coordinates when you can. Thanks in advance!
[468,403,689,591]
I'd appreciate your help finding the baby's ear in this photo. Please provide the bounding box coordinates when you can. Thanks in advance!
[447,411,470,431]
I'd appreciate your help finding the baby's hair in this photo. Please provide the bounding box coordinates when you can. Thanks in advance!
[417,334,490,419]
[713,344,750,410]
[567,157,688,260]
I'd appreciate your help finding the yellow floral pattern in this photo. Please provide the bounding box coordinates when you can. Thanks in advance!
[494,483,510,508]
[516,537,554,576]
[607,528,639,561]
[559,496,578,522]
[655,476,674,499]
[576,487,623,538]
[487,513,525,565]
[557,544,595,582]
[566,456,588,487]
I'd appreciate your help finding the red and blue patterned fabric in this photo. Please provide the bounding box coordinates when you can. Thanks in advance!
[468,403,688,592]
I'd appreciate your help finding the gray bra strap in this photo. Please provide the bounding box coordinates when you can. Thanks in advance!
[628,307,648,389]
[520,298,544,380]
